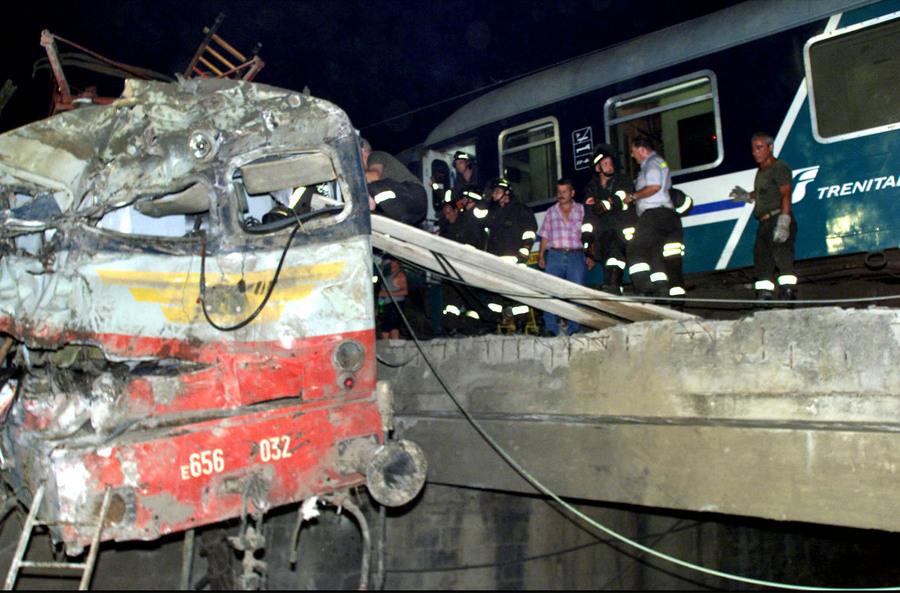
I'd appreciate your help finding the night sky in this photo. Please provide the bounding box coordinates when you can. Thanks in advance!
[0,0,742,155]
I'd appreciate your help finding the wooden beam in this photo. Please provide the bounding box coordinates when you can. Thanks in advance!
[371,214,693,326]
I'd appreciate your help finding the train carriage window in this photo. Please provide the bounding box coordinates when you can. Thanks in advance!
[234,152,347,232]
[806,12,900,142]
[606,72,722,180]
[498,117,561,207]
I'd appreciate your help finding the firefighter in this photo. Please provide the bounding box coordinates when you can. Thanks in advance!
[456,184,490,250]
[484,177,537,265]
[438,189,489,334]
[261,185,317,224]
[483,178,538,330]
[582,143,637,295]
[448,150,478,210]
[430,159,451,215]
[730,131,797,303]
[436,202,467,335]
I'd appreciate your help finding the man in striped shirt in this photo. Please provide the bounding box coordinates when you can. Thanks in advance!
[538,179,591,336]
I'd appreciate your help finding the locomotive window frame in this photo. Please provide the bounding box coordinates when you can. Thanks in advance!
[605,70,723,181]
[498,117,562,208]
[232,151,350,233]
[805,11,900,143]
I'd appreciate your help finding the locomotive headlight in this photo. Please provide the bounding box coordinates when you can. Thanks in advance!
[189,130,217,161]
[333,339,366,373]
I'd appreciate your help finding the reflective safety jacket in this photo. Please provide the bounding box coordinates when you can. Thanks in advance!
[485,199,538,263]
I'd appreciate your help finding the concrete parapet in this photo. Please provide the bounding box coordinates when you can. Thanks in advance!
[379,307,900,531]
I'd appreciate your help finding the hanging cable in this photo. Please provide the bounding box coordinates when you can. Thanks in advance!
[198,225,299,332]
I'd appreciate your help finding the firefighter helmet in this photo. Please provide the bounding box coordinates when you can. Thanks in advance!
[491,177,510,190]
[592,143,615,167]
[453,150,472,164]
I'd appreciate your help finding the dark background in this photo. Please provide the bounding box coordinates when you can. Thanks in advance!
[0,0,743,155]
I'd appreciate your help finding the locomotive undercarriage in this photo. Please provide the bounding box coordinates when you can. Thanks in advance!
[0,338,422,589]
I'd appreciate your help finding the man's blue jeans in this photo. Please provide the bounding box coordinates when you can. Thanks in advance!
[543,249,586,335]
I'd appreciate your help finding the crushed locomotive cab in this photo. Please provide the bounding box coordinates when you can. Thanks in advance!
[0,78,425,555]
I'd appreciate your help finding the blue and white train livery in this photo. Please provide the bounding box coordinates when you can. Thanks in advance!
[413,0,900,296]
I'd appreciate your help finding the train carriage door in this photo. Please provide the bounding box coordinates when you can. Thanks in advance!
[423,148,455,221]
[801,10,900,258]
[423,146,475,222]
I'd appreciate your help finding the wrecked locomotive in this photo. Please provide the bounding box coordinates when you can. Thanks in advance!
[0,77,426,561]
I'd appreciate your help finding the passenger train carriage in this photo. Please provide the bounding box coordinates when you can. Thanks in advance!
[414,0,900,303]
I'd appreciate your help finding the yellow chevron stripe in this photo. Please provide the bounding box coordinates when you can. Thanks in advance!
[97,262,345,325]
[161,304,285,324]
[99,262,343,288]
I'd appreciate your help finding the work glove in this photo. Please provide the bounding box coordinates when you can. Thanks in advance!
[591,199,609,216]
[729,186,751,203]
[773,214,791,243]
[611,190,628,211]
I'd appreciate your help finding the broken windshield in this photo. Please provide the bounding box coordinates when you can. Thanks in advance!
[94,183,211,237]
[233,152,348,232]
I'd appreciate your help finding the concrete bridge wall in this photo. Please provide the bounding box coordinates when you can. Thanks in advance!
[378,307,900,533]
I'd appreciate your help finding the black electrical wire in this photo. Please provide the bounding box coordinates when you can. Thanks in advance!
[198,225,300,332]
[197,205,349,331]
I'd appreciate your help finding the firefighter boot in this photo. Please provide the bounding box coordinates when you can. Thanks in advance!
[600,266,624,295]
[778,286,797,307]
[755,289,775,309]
[651,281,670,300]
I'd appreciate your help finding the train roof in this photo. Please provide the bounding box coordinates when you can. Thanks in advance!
[0,78,352,215]
[424,0,880,147]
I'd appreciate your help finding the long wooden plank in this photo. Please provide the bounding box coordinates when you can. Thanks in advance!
[371,215,694,326]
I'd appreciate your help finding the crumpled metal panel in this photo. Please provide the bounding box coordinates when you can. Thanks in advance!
[0,79,349,215]
[0,78,395,554]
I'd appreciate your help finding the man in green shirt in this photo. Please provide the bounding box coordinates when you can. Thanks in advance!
[730,132,797,302]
